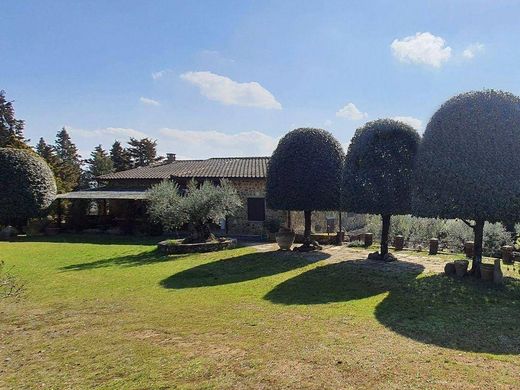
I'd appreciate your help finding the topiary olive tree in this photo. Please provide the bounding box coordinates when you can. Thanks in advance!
[413,90,520,275]
[343,119,420,258]
[0,148,57,227]
[266,128,344,250]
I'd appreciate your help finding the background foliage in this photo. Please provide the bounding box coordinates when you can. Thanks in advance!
[364,214,512,257]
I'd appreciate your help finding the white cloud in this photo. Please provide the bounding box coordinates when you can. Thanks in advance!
[151,69,173,80]
[391,32,452,67]
[336,103,368,120]
[159,128,279,159]
[392,116,423,130]
[67,126,147,140]
[139,97,160,106]
[180,71,282,110]
[463,43,484,59]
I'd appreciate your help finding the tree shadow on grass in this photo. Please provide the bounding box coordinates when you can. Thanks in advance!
[160,250,330,289]
[264,259,425,305]
[61,249,186,271]
[375,274,520,354]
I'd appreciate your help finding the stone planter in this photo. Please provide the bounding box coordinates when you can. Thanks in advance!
[454,260,469,278]
[158,238,237,254]
[275,231,295,250]
[464,241,474,258]
[429,238,439,255]
[480,263,494,281]
[501,245,514,264]
[393,235,404,250]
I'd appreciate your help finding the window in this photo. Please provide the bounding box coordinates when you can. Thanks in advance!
[247,198,265,222]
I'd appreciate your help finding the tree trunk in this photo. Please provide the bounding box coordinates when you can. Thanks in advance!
[471,219,485,277]
[287,210,292,229]
[381,214,391,256]
[304,210,312,246]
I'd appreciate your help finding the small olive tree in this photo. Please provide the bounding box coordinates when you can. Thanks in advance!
[266,128,344,250]
[0,261,24,300]
[413,90,520,275]
[342,119,420,257]
[0,148,57,227]
[147,179,242,243]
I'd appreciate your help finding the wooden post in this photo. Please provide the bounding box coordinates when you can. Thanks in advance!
[56,198,62,228]
[287,210,292,229]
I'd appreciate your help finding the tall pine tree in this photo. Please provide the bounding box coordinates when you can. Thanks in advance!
[110,140,132,172]
[86,145,114,178]
[0,90,30,149]
[36,137,64,192]
[54,128,82,192]
[127,137,162,167]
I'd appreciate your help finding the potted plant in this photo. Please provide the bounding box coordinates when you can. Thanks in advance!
[480,263,494,281]
[264,219,281,242]
[453,259,469,278]
[275,226,295,250]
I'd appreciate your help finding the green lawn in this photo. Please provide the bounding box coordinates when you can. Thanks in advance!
[1,236,520,389]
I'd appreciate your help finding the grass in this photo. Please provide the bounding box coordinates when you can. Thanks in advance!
[1,235,520,389]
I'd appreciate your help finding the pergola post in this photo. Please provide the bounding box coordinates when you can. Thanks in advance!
[56,198,62,228]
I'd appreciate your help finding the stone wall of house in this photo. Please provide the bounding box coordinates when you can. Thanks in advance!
[101,177,345,236]
[226,178,286,236]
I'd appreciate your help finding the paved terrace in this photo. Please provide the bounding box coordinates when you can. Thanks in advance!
[248,243,459,274]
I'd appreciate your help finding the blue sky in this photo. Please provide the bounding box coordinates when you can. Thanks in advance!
[2,0,520,159]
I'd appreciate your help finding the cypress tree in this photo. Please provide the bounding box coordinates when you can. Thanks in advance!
[127,137,162,167]
[54,128,82,192]
[0,90,30,149]
[86,145,114,178]
[110,140,132,171]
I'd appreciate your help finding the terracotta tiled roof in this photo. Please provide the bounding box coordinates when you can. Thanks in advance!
[97,157,270,180]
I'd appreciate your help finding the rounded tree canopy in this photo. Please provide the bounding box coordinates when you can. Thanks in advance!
[413,89,520,222]
[342,119,420,215]
[0,147,57,224]
[266,128,344,211]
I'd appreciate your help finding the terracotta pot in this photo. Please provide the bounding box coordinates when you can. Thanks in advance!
[275,231,295,250]
[480,263,494,281]
[454,260,469,278]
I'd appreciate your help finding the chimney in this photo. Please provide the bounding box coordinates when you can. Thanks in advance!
[166,153,176,162]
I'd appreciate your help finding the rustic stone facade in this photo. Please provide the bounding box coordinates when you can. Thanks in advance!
[99,177,341,236]
[226,178,285,236]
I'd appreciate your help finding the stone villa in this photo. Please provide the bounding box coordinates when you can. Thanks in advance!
[58,154,289,236]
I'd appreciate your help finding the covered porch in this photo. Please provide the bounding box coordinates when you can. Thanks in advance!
[56,190,152,234]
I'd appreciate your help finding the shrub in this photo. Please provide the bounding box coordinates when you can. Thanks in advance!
[342,119,420,256]
[0,148,57,226]
[147,179,242,243]
[413,90,520,273]
[266,128,344,248]
[0,260,23,300]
